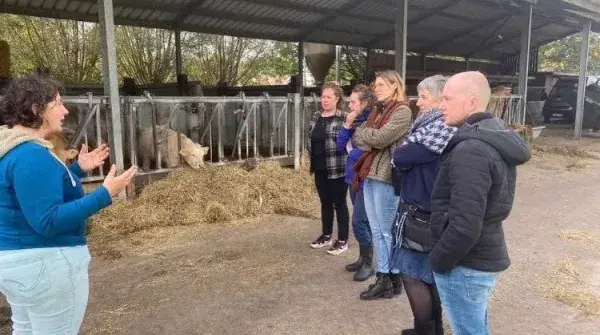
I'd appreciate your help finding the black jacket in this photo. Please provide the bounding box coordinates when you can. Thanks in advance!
[428,113,531,273]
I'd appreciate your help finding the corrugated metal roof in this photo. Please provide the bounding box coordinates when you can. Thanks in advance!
[0,0,599,60]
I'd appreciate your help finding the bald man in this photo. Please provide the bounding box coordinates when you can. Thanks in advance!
[428,71,531,335]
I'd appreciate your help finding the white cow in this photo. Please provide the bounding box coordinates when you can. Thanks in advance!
[138,125,209,170]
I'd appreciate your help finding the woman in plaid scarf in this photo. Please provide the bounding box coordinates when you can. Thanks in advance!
[390,75,457,335]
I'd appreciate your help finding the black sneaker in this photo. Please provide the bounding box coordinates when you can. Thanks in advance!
[327,240,349,255]
[310,235,333,249]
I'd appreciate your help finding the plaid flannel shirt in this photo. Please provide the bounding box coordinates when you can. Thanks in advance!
[307,110,347,179]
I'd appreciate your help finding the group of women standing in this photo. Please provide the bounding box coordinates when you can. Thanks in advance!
[307,70,454,335]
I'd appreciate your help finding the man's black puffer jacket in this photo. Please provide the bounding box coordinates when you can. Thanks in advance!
[428,113,531,274]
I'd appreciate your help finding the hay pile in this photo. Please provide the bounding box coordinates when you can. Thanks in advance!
[541,259,600,319]
[558,229,600,246]
[88,162,317,242]
[531,143,598,159]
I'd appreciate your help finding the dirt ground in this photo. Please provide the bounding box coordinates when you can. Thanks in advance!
[2,124,600,335]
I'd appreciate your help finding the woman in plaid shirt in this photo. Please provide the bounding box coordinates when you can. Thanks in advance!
[307,82,349,255]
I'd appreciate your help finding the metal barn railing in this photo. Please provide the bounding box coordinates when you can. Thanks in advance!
[0,92,524,191]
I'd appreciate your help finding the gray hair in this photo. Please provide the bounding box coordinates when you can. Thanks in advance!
[417,75,447,99]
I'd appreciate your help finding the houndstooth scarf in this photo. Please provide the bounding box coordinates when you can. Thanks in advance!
[403,109,457,154]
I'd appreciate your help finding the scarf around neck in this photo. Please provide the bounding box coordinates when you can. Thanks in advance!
[403,108,457,154]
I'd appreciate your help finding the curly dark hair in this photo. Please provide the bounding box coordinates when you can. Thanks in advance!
[0,75,64,129]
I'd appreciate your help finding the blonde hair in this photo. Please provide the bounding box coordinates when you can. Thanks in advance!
[375,70,407,103]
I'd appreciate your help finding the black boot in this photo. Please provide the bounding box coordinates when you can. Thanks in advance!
[432,287,444,335]
[345,246,364,272]
[353,245,374,281]
[389,273,403,295]
[415,319,437,335]
[359,272,394,300]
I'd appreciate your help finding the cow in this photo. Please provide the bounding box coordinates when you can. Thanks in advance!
[138,125,209,171]
[488,85,512,118]
[47,132,79,165]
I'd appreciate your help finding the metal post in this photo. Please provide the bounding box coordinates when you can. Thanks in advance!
[335,45,341,83]
[294,93,301,170]
[98,0,125,199]
[394,0,408,79]
[296,42,304,158]
[175,29,182,76]
[466,58,471,70]
[365,47,372,83]
[574,20,592,140]
[297,42,304,97]
[518,2,533,120]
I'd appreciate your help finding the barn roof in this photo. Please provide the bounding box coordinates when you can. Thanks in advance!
[1,0,600,60]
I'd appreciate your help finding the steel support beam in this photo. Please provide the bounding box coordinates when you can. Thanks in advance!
[175,28,182,76]
[574,20,592,140]
[518,2,533,119]
[98,0,125,199]
[297,42,304,97]
[335,45,341,83]
[395,0,408,79]
[293,93,301,170]
[365,47,372,83]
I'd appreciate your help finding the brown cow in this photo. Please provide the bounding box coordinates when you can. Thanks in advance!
[488,85,512,118]
[47,132,78,165]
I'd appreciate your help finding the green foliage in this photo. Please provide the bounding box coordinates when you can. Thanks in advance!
[0,14,102,83]
[183,34,277,86]
[324,46,367,85]
[116,27,176,84]
[262,41,298,78]
[539,32,600,74]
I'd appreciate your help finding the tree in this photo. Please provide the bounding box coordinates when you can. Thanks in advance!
[183,34,274,86]
[323,46,367,85]
[0,14,102,83]
[116,26,176,84]
[262,41,298,78]
[539,32,600,74]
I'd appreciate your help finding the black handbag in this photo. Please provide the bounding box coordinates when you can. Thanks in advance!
[399,203,434,253]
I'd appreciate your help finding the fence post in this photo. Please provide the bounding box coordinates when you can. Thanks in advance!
[293,93,301,170]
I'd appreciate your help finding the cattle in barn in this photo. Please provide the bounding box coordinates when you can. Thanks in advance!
[47,132,78,164]
[488,85,512,118]
[138,125,209,171]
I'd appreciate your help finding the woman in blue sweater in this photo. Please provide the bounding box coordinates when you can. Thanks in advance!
[390,75,457,335]
[0,76,136,334]
[336,84,374,281]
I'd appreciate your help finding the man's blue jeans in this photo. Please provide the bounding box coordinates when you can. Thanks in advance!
[349,185,372,247]
[363,178,399,273]
[433,266,498,335]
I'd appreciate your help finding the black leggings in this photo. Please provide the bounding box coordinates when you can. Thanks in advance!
[401,275,443,329]
[314,170,349,241]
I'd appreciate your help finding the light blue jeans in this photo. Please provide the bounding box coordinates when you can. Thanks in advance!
[0,245,91,335]
[433,266,498,335]
[363,178,400,273]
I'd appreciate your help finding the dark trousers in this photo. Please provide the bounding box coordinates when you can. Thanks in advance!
[349,186,372,247]
[314,170,349,241]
